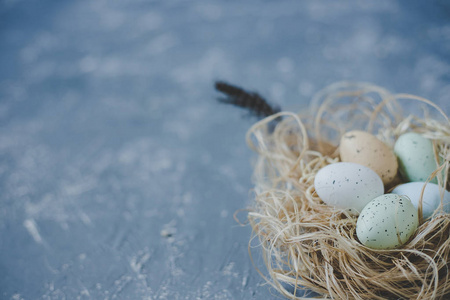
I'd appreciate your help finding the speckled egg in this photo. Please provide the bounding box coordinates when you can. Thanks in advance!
[340,130,398,185]
[394,132,437,183]
[314,162,384,214]
[392,182,450,219]
[356,194,418,250]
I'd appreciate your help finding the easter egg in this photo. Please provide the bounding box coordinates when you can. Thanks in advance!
[314,162,384,214]
[356,194,418,249]
[340,130,398,185]
[394,132,437,183]
[392,182,450,219]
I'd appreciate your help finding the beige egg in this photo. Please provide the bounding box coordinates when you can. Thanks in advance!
[340,130,398,185]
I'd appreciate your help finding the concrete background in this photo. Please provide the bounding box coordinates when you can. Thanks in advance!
[1,1,449,299]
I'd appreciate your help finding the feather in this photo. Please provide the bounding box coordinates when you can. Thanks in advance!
[215,81,280,118]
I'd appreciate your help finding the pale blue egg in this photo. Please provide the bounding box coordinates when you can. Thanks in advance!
[314,162,384,215]
[392,182,450,219]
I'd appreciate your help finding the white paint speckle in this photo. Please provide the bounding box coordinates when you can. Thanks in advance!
[23,219,43,244]
[11,294,24,300]
[220,210,228,218]
[222,262,238,278]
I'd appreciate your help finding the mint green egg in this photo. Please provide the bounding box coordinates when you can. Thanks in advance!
[356,194,418,249]
[394,132,437,183]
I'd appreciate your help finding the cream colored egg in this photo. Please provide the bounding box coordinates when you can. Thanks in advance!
[340,130,398,185]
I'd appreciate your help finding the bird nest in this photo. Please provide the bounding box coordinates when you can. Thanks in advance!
[246,82,450,299]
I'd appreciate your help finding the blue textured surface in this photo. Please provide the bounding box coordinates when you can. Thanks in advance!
[1,1,449,299]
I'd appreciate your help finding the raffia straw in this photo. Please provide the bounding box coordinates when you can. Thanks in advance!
[246,82,450,299]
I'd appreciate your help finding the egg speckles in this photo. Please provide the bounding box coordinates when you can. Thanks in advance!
[314,162,384,214]
[394,132,437,183]
[356,194,418,250]
[340,130,398,185]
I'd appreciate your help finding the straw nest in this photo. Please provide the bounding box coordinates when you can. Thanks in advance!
[246,82,450,299]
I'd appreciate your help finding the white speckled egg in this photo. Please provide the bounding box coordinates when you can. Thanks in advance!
[340,130,398,185]
[314,162,384,214]
[394,132,437,183]
[356,194,418,250]
[392,182,450,219]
